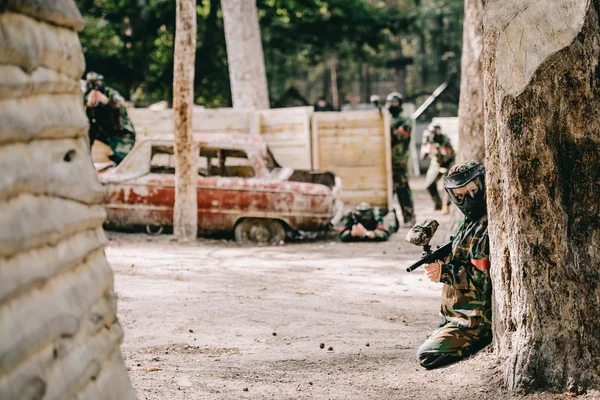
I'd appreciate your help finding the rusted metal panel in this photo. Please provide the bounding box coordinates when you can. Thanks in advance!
[100,133,342,234]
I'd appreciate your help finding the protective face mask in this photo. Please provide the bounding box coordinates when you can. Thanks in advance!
[455,190,487,220]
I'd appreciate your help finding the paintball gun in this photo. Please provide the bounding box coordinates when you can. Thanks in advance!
[405,219,453,273]
[370,94,382,117]
[350,211,360,226]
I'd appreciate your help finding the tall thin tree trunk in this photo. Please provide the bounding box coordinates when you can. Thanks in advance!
[446,0,487,240]
[457,0,485,163]
[394,41,407,96]
[360,63,370,103]
[221,0,269,109]
[484,0,600,392]
[173,0,197,241]
[330,57,339,110]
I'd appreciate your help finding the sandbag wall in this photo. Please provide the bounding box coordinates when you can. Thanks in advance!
[0,1,136,399]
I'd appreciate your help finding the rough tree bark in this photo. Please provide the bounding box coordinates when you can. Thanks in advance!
[172,0,197,241]
[221,0,269,109]
[457,0,486,163]
[484,0,600,392]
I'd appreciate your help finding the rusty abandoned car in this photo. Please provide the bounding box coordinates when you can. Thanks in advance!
[96,134,344,244]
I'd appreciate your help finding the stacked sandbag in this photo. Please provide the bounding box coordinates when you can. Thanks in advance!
[0,1,136,398]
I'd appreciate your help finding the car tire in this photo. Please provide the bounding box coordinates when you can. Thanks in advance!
[146,224,164,235]
[234,218,286,245]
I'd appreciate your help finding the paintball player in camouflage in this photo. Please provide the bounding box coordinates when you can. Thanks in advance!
[387,92,416,227]
[84,72,136,164]
[417,161,491,369]
[421,123,456,214]
[339,202,398,242]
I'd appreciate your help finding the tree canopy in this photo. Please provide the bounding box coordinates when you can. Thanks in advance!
[76,0,464,108]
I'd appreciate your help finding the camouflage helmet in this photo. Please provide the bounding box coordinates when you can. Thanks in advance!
[356,202,371,212]
[86,71,104,82]
[386,92,403,103]
[447,161,480,179]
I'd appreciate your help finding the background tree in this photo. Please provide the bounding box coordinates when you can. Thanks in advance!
[221,0,269,109]
[76,0,465,109]
[484,0,600,392]
[172,0,198,241]
[456,0,485,163]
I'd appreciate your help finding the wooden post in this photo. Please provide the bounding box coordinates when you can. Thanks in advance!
[172,0,197,241]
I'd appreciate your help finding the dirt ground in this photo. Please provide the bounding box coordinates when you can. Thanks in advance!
[108,179,599,400]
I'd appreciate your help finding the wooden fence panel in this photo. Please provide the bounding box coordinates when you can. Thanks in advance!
[312,110,392,208]
[256,106,313,169]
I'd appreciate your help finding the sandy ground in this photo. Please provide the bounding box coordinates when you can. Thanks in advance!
[108,179,599,400]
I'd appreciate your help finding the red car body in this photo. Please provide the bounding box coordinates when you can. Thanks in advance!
[98,134,343,235]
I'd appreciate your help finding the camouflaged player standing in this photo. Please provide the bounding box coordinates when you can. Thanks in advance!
[387,92,416,227]
[84,72,136,164]
[421,123,456,214]
[417,161,491,369]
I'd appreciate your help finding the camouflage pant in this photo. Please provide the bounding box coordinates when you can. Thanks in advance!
[417,324,491,369]
[392,164,415,224]
[425,166,452,209]
[90,126,135,164]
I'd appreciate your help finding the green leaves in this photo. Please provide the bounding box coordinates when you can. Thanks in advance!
[75,0,464,108]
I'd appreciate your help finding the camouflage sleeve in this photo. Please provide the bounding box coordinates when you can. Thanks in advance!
[339,215,357,242]
[370,211,389,241]
[438,136,456,166]
[371,226,390,241]
[439,231,490,292]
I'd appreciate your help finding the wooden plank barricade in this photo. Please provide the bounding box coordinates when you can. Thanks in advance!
[92,106,393,209]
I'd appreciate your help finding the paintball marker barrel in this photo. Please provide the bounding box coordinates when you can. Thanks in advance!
[405,239,453,272]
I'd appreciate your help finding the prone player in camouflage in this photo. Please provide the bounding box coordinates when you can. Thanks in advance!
[417,161,491,369]
[339,202,397,242]
[387,92,416,227]
[421,123,456,214]
[84,72,136,164]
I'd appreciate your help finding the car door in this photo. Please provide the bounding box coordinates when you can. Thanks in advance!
[197,146,261,233]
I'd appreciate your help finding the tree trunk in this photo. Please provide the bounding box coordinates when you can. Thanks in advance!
[330,57,339,110]
[360,63,371,104]
[457,0,485,163]
[221,0,269,109]
[394,41,407,97]
[172,0,198,241]
[484,0,600,392]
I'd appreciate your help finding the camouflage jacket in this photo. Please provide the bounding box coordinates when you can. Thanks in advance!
[84,87,136,134]
[439,215,491,335]
[422,132,455,168]
[339,208,390,242]
[390,113,412,166]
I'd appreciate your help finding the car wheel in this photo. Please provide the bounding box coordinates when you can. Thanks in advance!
[234,218,286,245]
[146,224,164,236]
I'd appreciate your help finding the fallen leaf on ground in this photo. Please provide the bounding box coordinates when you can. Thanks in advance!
[146,365,161,372]
[301,357,307,361]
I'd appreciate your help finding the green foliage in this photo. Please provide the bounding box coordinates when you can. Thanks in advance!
[75,0,464,109]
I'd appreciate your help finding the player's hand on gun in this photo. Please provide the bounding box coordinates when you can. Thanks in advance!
[424,260,443,282]
[351,223,367,238]
[86,90,109,107]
